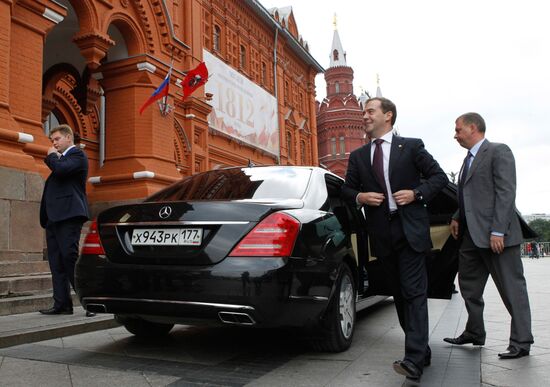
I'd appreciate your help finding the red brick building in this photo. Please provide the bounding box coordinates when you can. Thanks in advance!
[0,1,322,307]
[316,24,367,178]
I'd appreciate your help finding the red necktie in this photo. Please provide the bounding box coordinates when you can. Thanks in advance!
[373,139,389,205]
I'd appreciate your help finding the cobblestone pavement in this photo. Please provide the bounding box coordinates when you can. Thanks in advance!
[0,258,548,387]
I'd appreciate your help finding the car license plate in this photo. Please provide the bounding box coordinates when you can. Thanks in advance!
[131,228,203,246]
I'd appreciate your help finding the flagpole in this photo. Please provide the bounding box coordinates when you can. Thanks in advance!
[160,51,174,116]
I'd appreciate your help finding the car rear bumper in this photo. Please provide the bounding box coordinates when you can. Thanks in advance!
[76,256,336,328]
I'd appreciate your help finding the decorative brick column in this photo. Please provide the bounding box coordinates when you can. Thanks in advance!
[0,1,67,174]
[88,56,181,203]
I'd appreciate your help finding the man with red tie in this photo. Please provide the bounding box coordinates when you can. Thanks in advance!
[342,97,448,382]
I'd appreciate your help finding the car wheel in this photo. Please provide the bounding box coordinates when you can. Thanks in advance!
[310,263,356,352]
[116,315,174,337]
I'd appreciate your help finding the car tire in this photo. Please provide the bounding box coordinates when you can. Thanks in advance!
[310,263,356,352]
[116,315,174,337]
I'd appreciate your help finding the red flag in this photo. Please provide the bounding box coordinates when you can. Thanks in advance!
[182,62,208,100]
[139,68,171,115]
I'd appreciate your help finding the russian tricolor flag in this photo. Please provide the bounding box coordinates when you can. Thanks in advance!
[139,68,171,115]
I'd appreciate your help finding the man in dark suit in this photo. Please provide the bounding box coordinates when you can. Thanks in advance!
[342,97,448,382]
[39,124,91,316]
[443,112,533,359]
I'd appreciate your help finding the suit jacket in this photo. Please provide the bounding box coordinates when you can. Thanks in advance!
[454,139,523,248]
[40,146,90,228]
[342,135,448,256]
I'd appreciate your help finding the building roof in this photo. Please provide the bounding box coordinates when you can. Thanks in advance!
[246,1,324,72]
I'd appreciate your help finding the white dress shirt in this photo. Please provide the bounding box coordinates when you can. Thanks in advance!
[62,145,76,156]
[370,131,397,211]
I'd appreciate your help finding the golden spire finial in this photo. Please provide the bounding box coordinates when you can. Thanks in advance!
[333,13,337,30]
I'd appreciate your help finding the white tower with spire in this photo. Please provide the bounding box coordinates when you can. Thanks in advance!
[376,73,383,97]
[329,14,347,67]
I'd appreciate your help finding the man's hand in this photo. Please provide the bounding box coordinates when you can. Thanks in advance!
[393,190,415,206]
[47,147,59,156]
[357,192,385,206]
[490,235,504,254]
[450,219,459,240]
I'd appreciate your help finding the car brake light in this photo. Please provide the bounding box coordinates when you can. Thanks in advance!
[81,220,105,255]
[229,212,300,257]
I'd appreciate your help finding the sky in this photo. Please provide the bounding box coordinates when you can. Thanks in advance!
[262,0,550,215]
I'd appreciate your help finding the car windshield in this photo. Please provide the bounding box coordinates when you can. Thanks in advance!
[146,167,312,202]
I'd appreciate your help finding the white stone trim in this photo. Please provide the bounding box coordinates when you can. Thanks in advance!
[184,114,196,119]
[88,176,101,184]
[43,8,64,24]
[17,132,34,143]
[137,62,156,74]
[133,171,155,179]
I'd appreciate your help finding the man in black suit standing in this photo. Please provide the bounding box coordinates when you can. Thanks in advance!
[39,124,91,316]
[443,113,533,359]
[342,97,448,382]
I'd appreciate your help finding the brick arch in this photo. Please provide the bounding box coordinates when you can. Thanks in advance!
[106,13,147,55]
[42,64,98,140]
[66,0,99,32]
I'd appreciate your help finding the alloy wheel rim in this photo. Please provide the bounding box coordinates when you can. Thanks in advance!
[338,274,354,339]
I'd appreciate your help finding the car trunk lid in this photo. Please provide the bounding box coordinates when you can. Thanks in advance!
[95,200,302,265]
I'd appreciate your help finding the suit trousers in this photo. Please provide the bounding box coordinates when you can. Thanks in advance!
[45,218,84,310]
[378,216,429,370]
[458,228,533,350]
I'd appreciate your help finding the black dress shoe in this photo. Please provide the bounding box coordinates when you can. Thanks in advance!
[498,346,529,359]
[39,307,73,315]
[443,333,485,346]
[424,346,431,367]
[85,311,96,317]
[424,354,431,367]
[393,360,421,381]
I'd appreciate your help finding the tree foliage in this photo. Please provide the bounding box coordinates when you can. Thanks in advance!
[528,219,550,242]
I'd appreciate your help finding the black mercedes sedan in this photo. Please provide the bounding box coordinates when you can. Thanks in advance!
[76,166,458,352]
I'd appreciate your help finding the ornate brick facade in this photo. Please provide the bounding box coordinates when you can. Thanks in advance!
[0,1,322,285]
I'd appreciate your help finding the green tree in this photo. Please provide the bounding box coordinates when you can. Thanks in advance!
[528,219,550,242]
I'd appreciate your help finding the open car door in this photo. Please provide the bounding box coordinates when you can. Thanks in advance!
[353,183,460,300]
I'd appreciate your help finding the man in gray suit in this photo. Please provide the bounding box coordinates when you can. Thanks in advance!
[443,112,533,359]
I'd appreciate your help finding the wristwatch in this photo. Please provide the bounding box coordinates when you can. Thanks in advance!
[413,189,423,202]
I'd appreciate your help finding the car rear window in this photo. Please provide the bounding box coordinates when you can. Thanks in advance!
[146,167,312,202]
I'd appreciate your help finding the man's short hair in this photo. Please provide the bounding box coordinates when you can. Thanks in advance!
[457,112,486,133]
[49,124,73,138]
[366,97,397,126]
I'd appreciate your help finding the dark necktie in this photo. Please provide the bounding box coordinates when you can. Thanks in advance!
[458,152,473,236]
[372,139,389,209]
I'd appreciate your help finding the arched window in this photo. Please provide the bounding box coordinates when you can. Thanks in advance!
[261,62,267,85]
[213,25,221,51]
[335,81,340,93]
[240,45,246,69]
[330,137,336,155]
[287,132,293,159]
[284,80,289,103]
[43,110,62,135]
[340,136,345,155]
[300,140,307,165]
[333,49,339,61]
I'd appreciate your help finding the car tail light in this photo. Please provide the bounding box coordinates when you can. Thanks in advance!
[229,212,300,257]
[81,220,105,255]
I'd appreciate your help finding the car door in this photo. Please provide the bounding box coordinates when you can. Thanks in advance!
[351,183,460,300]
